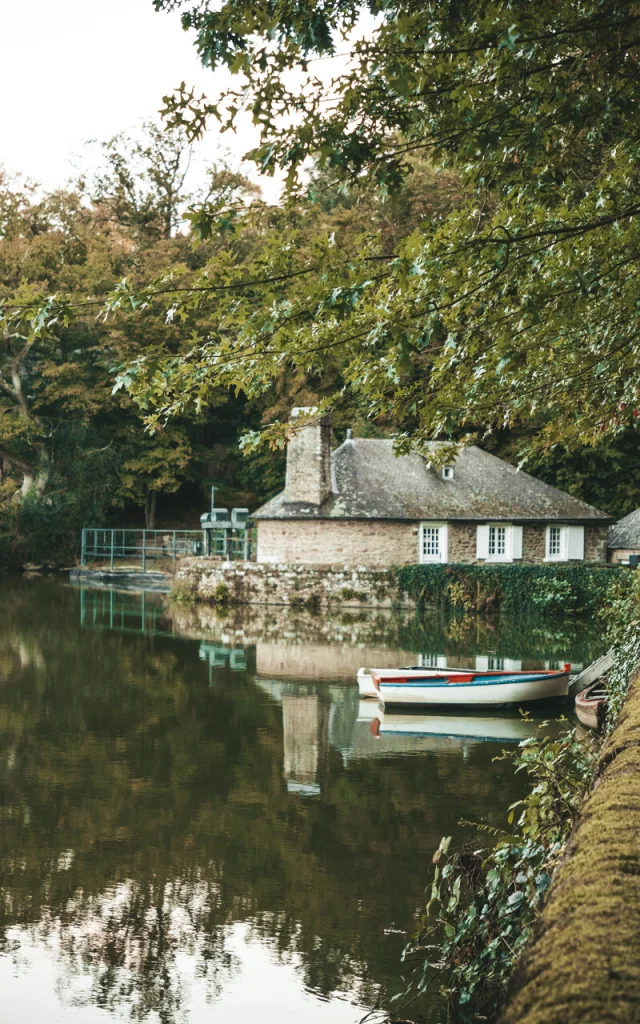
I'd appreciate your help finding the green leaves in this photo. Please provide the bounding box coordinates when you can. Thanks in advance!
[396,563,632,619]
[404,723,598,1018]
[138,0,640,461]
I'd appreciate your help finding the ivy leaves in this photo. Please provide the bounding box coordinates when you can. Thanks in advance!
[403,725,598,1018]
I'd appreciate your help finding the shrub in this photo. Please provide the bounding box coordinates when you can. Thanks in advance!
[401,726,598,1021]
[396,564,631,619]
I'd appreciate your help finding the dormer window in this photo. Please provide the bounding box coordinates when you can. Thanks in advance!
[442,466,454,480]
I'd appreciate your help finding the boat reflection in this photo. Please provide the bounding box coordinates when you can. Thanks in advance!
[366,705,546,743]
[253,678,555,796]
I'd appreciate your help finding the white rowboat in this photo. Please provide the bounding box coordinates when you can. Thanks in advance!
[357,666,570,707]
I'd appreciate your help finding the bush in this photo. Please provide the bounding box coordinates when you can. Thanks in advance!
[603,572,640,725]
[401,726,598,1021]
[396,563,632,619]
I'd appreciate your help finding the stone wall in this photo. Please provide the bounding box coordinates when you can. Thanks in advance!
[175,557,415,609]
[256,519,419,566]
[585,524,609,563]
[257,520,610,567]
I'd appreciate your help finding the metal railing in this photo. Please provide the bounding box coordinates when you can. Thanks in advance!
[81,525,255,570]
[81,528,207,570]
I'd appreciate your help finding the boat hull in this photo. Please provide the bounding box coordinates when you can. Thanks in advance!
[575,682,608,729]
[357,666,474,700]
[374,671,569,707]
[357,665,571,702]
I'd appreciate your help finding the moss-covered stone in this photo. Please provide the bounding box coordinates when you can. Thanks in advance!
[500,668,640,1024]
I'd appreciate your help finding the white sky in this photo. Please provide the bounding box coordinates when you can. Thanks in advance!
[0,0,281,201]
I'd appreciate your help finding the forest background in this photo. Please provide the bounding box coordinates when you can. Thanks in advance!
[3,0,640,566]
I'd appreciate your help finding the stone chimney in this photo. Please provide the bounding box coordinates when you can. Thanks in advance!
[283,407,333,506]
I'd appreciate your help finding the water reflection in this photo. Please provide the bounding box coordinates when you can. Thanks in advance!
[0,579,606,1024]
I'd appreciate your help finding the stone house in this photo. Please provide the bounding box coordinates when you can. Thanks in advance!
[608,509,640,564]
[253,410,610,567]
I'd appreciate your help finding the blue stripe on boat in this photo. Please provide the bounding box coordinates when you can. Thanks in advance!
[379,673,563,688]
[379,731,524,742]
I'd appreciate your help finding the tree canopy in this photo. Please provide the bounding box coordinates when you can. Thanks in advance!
[4,4,640,560]
[0,128,287,561]
[124,0,640,462]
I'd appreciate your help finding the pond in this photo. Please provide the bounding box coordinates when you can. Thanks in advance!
[0,577,606,1024]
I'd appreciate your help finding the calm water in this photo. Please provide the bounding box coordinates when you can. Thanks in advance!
[0,578,605,1024]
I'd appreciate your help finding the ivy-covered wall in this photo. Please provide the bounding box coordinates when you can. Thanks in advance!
[396,563,633,618]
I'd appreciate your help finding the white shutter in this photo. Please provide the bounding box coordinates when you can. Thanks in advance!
[440,524,449,564]
[511,525,523,560]
[566,525,585,561]
[476,524,489,559]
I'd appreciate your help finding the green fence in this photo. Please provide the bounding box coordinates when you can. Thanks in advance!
[81,529,206,570]
[80,527,254,569]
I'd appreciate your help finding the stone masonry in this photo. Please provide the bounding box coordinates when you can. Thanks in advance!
[283,409,332,506]
[175,557,416,609]
[258,520,610,567]
[257,519,419,566]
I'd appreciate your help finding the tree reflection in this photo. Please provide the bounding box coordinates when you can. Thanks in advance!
[0,579,601,1021]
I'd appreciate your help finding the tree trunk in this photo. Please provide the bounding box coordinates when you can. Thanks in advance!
[0,447,39,499]
[20,469,35,497]
[145,489,157,530]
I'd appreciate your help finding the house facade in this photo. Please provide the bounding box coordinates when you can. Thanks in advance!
[253,410,610,567]
[608,509,640,564]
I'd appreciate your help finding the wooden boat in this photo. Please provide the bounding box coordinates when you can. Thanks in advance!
[575,681,608,729]
[357,664,571,703]
[357,666,570,707]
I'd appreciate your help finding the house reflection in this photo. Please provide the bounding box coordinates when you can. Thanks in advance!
[281,693,328,796]
[77,587,587,680]
[252,675,561,795]
[75,585,588,793]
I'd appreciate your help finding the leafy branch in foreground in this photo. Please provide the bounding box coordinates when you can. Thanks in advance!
[399,725,597,1021]
[125,0,640,461]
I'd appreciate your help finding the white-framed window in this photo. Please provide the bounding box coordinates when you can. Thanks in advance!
[419,522,448,564]
[442,466,454,480]
[548,526,562,557]
[476,524,523,563]
[545,524,585,562]
[488,525,506,557]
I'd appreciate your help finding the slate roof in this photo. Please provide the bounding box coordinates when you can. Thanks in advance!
[608,508,640,549]
[253,439,609,522]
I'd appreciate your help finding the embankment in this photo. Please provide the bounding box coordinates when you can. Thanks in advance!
[174,558,415,608]
[501,668,640,1024]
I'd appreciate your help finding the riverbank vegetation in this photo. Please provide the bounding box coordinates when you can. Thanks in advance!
[399,727,598,1021]
[397,573,640,1022]
[397,564,632,619]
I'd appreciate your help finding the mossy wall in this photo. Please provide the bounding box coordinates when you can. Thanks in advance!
[500,667,640,1024]
[397,563,630,617]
